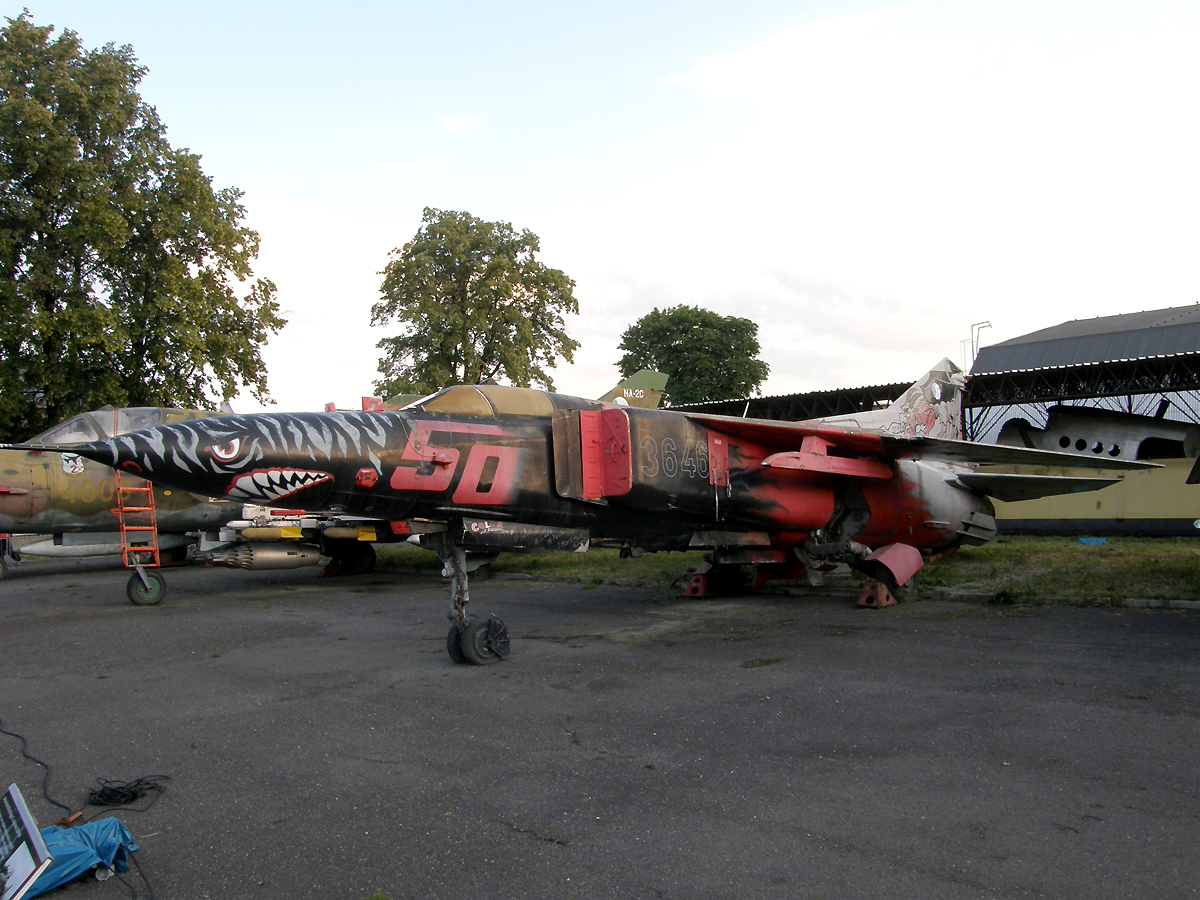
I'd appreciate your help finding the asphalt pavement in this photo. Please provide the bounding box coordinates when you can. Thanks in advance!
[1,555,1198,900]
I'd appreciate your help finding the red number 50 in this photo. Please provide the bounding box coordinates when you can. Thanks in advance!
[388,421,520,505]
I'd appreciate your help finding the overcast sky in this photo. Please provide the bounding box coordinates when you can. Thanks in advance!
[14,0,1200,409]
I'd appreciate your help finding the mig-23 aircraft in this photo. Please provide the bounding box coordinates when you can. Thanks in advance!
[5,361,1150,663]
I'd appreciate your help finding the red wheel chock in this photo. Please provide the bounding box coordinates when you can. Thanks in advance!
[857,580,897,608]
[684,562,714,598]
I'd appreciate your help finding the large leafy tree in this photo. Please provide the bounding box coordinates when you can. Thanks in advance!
[371,207,579,397]
[0,14,284,441]
[618,305,770,405]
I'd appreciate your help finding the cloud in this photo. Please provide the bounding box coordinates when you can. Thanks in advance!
[441,114,478,135]
[548,4,1200,393]
[373,161,420,181]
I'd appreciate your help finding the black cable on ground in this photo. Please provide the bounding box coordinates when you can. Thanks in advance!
[130,850,156,900]
[2,720,162,898]
[108,844,158,900]
[0,716,73,813]
[83,775,171,824]
[113,872,138,899]
[86,775,170,809]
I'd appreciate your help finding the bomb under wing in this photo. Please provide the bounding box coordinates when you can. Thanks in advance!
[14,371,1152,664]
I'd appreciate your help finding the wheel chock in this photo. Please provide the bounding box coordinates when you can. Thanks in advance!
[857,580,897,608]
[684,562,714,598]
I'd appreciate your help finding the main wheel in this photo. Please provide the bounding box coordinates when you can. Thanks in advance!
[325,539,376,575]
[460,615,510,665]
[126,571,166,606]
[343,542,376,575]
[446,621,469,665]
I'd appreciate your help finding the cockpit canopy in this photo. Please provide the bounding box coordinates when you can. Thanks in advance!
[408,385,558,418]
[29,408,219,444]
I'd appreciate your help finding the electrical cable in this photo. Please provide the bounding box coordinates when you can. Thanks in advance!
[1,719,161,898]
[130,850,156,900]
[105,840,158,899]
[85,775,170,810]
[113,872,138,899]
[0,716,73,813]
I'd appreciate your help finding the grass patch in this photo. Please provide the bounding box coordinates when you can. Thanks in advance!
[376,537,1200,606]
[376,544,705,591]
[915,536,1200,604]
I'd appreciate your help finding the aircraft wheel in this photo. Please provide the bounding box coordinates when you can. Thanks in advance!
[446,621,469,665]
[127,571,166,606]
[460,614,509,665]
[326,539,376,575]
[160,546,191,567]
[348,543,377,575]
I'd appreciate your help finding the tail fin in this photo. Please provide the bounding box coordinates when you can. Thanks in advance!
[598,370,669,409]
[816,358,965,439]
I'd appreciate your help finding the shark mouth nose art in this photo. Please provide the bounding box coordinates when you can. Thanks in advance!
[225,468,334,503]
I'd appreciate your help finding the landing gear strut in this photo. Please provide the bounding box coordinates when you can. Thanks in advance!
[437,532,509,665]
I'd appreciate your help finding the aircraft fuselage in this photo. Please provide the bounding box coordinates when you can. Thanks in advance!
[65,388,992,556]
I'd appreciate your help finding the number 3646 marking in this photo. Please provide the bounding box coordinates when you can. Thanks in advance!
[638,436,708,479]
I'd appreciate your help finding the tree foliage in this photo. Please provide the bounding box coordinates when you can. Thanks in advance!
[0,13,284,441]
[371,207,579,397]
[618,305,770,405]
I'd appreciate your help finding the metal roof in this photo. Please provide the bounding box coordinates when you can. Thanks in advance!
[672,381,911,419]
[971,305,1200,375]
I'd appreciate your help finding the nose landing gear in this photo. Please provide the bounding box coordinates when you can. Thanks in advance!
[438,533,509,665]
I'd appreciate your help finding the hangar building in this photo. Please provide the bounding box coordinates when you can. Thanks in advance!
[964,304,1200,455]
[681,304,1200,535]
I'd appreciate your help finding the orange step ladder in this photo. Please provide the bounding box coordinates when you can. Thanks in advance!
[114,473,160,572]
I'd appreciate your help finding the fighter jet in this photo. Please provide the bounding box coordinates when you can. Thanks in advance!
[0,407,238,599]
[6,362,1149,663]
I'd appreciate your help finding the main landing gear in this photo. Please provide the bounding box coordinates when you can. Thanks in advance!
[438,534,509,665]
[321,538,377,576]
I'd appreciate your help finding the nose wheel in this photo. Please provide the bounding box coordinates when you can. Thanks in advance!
[438,531,510,665]
[448,615,509,665]
[126,569,166,605]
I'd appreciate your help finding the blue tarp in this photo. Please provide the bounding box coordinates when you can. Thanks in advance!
[26,819,138,897]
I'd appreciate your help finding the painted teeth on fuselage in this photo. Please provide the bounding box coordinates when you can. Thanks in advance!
[226,469,333,502]
[74,411,409,497]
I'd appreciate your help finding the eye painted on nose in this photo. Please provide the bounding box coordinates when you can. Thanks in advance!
[208,438,244,462]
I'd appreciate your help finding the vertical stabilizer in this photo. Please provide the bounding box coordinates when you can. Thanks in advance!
[598,370,669,409]
[814,359,965,439]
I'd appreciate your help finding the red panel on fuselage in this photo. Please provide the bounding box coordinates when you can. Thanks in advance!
[580,409,632,499]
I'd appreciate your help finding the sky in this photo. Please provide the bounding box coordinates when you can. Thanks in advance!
[10,0,1200,410]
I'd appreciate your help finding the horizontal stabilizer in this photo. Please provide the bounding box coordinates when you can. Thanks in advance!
[953,473,1122,502]
[681,415,1158,471]
[885,436,1158,471]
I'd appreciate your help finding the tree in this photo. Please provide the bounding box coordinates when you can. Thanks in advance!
[371,207,579,397]
[0,14,284,441]
[617,305,770,405]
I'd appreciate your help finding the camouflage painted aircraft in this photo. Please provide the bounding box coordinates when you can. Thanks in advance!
[5,361,1149,663]
[0,408,239,598]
